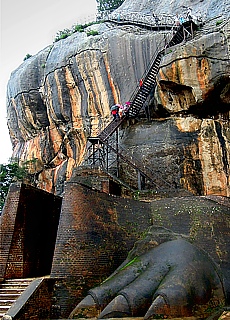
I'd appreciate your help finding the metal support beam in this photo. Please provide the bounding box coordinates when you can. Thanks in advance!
[116,129,119,177]
[137,171,146,190]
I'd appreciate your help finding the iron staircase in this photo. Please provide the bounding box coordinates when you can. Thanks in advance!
[86,20,197,193]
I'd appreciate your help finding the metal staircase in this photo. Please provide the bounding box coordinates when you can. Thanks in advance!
[86,20,197,194]
[87,138,174,192]
[97,20,196,141]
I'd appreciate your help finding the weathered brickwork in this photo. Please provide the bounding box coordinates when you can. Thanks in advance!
[50,181,230,318]
[11,278,56,320]
[51,181,151,277]
[0,183,62,279]
[0,184,22,280]
[71,166,122,196]
[1,181,230,319]
[50,181,151,316]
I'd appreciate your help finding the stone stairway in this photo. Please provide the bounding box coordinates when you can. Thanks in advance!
[0,278,34,318]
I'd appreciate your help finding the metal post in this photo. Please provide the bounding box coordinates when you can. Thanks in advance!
[116,129,119,177]
[191,21,194,38]
[106,142,109,171]
[92,143,96,165]
[137,170,142,190]
[137,171,146,190]
[102,142,106,168]
[142,175,146,190]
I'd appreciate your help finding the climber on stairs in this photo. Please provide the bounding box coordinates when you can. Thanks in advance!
[111,104,120,120]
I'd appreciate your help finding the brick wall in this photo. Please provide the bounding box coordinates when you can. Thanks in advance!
[51,182,151,278]
[51,181,230,318]
[9,278,56,320]
[0,183,62,279]
[0,184,21,280]
[70,166,122,196]
[1,180,229,319]
[50,181,151,317]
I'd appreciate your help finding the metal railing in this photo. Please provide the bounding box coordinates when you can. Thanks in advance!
[106,12,176,27]
[85,20,197,193]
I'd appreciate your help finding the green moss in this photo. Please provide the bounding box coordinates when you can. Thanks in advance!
[119,257,139,271]
[86,30,99,37]
[23,53,32,61]
[74,24,84,32]
[216,20,223,26]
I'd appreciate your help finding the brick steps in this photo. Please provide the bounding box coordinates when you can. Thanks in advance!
[0,278,34,318]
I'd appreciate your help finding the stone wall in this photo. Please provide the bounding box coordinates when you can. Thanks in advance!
[120,117,230,196]
[6,18,230,197]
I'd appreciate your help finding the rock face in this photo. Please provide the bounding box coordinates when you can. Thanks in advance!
[122,19,230,196]
[116,0,230,20]
[6,0,230,196]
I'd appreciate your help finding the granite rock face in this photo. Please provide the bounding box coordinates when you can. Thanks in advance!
[116,0,230,19]
[121,20,230,196]
[6,0,230,196]
[6,24,166,194]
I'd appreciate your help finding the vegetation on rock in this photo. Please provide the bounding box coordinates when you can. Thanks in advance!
[54,21,101,42]
[0,159,37,212]
[23,53,32,61]
[54,0,125,42]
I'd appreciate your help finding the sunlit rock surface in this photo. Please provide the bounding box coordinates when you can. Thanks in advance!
[6,0,230,195]
[115,0,230,19]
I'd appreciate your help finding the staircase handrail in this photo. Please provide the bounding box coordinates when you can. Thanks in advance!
[142,22,191,75]
[87,133,192,193]
[97,138,175,190]
[127,22,183,107]
[86,21,197,193]
[107,11,176,27]
[107,140,174,189]
[93,21,194,142]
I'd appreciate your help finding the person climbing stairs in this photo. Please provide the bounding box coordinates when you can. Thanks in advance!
[86,19,197,193]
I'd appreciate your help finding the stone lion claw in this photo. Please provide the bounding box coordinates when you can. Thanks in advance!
[69,237,226,319]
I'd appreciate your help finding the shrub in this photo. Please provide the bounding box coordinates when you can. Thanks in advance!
[74,24,84,32]
[54,28,72,42]
[0,158,38,212]
[216,20,223,26]
[54,20,102,42]
[87,30,99,36]
[23,53,32,61]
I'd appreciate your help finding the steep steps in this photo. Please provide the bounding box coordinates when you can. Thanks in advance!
[94,20,197,140]
[0,278,34,318]
[102,139,174,192]
[97,117,126,142]
[86,20,198,193]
